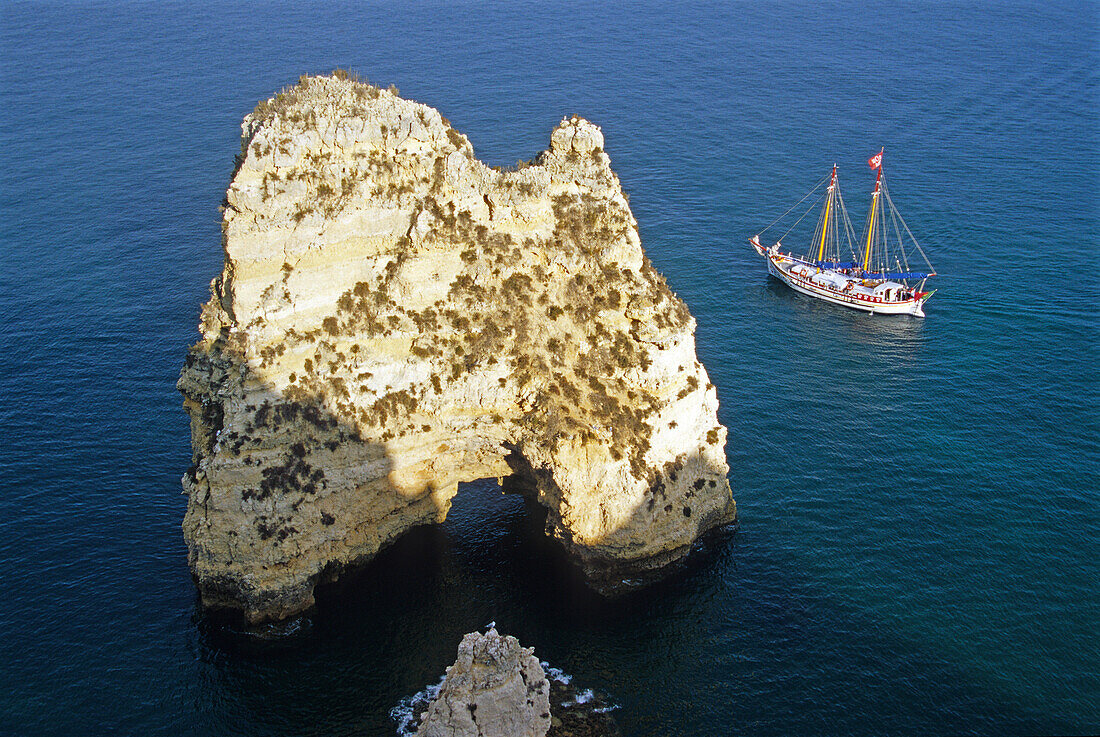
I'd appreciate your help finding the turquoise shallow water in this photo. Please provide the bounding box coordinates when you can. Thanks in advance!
[1,1,1097,734]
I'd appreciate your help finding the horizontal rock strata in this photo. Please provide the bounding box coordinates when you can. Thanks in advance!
[179,72,736,622]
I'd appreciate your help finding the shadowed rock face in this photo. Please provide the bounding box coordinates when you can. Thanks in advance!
[179,73,736,623]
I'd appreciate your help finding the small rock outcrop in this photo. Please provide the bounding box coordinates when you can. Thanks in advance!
[180,72,736,622]
[416,629,551,737]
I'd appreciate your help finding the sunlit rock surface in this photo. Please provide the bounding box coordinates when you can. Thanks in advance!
[179,72,736,622]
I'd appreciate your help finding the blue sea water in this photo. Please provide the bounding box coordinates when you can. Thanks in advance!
[1,1,1098,734]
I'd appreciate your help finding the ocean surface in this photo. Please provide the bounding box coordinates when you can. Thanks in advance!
[2,1,1098,734]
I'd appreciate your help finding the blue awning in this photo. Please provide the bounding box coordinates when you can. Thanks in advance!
[808,261,934,280]
[863,271,934,280]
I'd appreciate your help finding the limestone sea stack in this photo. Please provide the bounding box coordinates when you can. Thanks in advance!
[416,629,551,737]
[179,72,736,623]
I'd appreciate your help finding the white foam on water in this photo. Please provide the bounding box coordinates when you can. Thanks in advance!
[560,688,596,708]
[540,662,572,684]
[390,676,446,736]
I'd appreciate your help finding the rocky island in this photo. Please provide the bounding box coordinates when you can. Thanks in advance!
[413,629,552,737]
[398,628,620,737]
[179,72,736,623]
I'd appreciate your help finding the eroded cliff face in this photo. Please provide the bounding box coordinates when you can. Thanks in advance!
[180,73,736,622]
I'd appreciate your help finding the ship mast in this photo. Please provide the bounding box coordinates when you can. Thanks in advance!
[815,164,837,262]
[862,148,884,272]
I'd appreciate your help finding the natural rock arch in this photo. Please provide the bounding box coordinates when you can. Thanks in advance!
[180,73,736,623]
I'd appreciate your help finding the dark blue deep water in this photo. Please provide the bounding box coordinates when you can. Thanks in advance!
[2,1,1098,734]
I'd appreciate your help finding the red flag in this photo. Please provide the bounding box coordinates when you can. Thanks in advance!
[868,150,883,170]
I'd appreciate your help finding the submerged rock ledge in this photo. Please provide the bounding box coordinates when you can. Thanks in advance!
[180,73,736,622]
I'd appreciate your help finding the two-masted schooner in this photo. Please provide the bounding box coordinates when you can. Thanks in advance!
[749,150,936,317]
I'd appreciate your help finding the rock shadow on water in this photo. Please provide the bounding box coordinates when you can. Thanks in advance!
[498,487,740,624]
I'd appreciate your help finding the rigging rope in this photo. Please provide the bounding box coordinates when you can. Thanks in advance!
[881,183,935,272]
[887,195,911,275]
[811,194,829,259]
[757,171,831,236]
[778,189,828,244]
[835,184,860,263]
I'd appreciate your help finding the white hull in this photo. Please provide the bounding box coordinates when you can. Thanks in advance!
[748,157,936,319]
[764,248,926,317]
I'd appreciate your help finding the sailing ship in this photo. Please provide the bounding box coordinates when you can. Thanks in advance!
[749,150,936,317]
